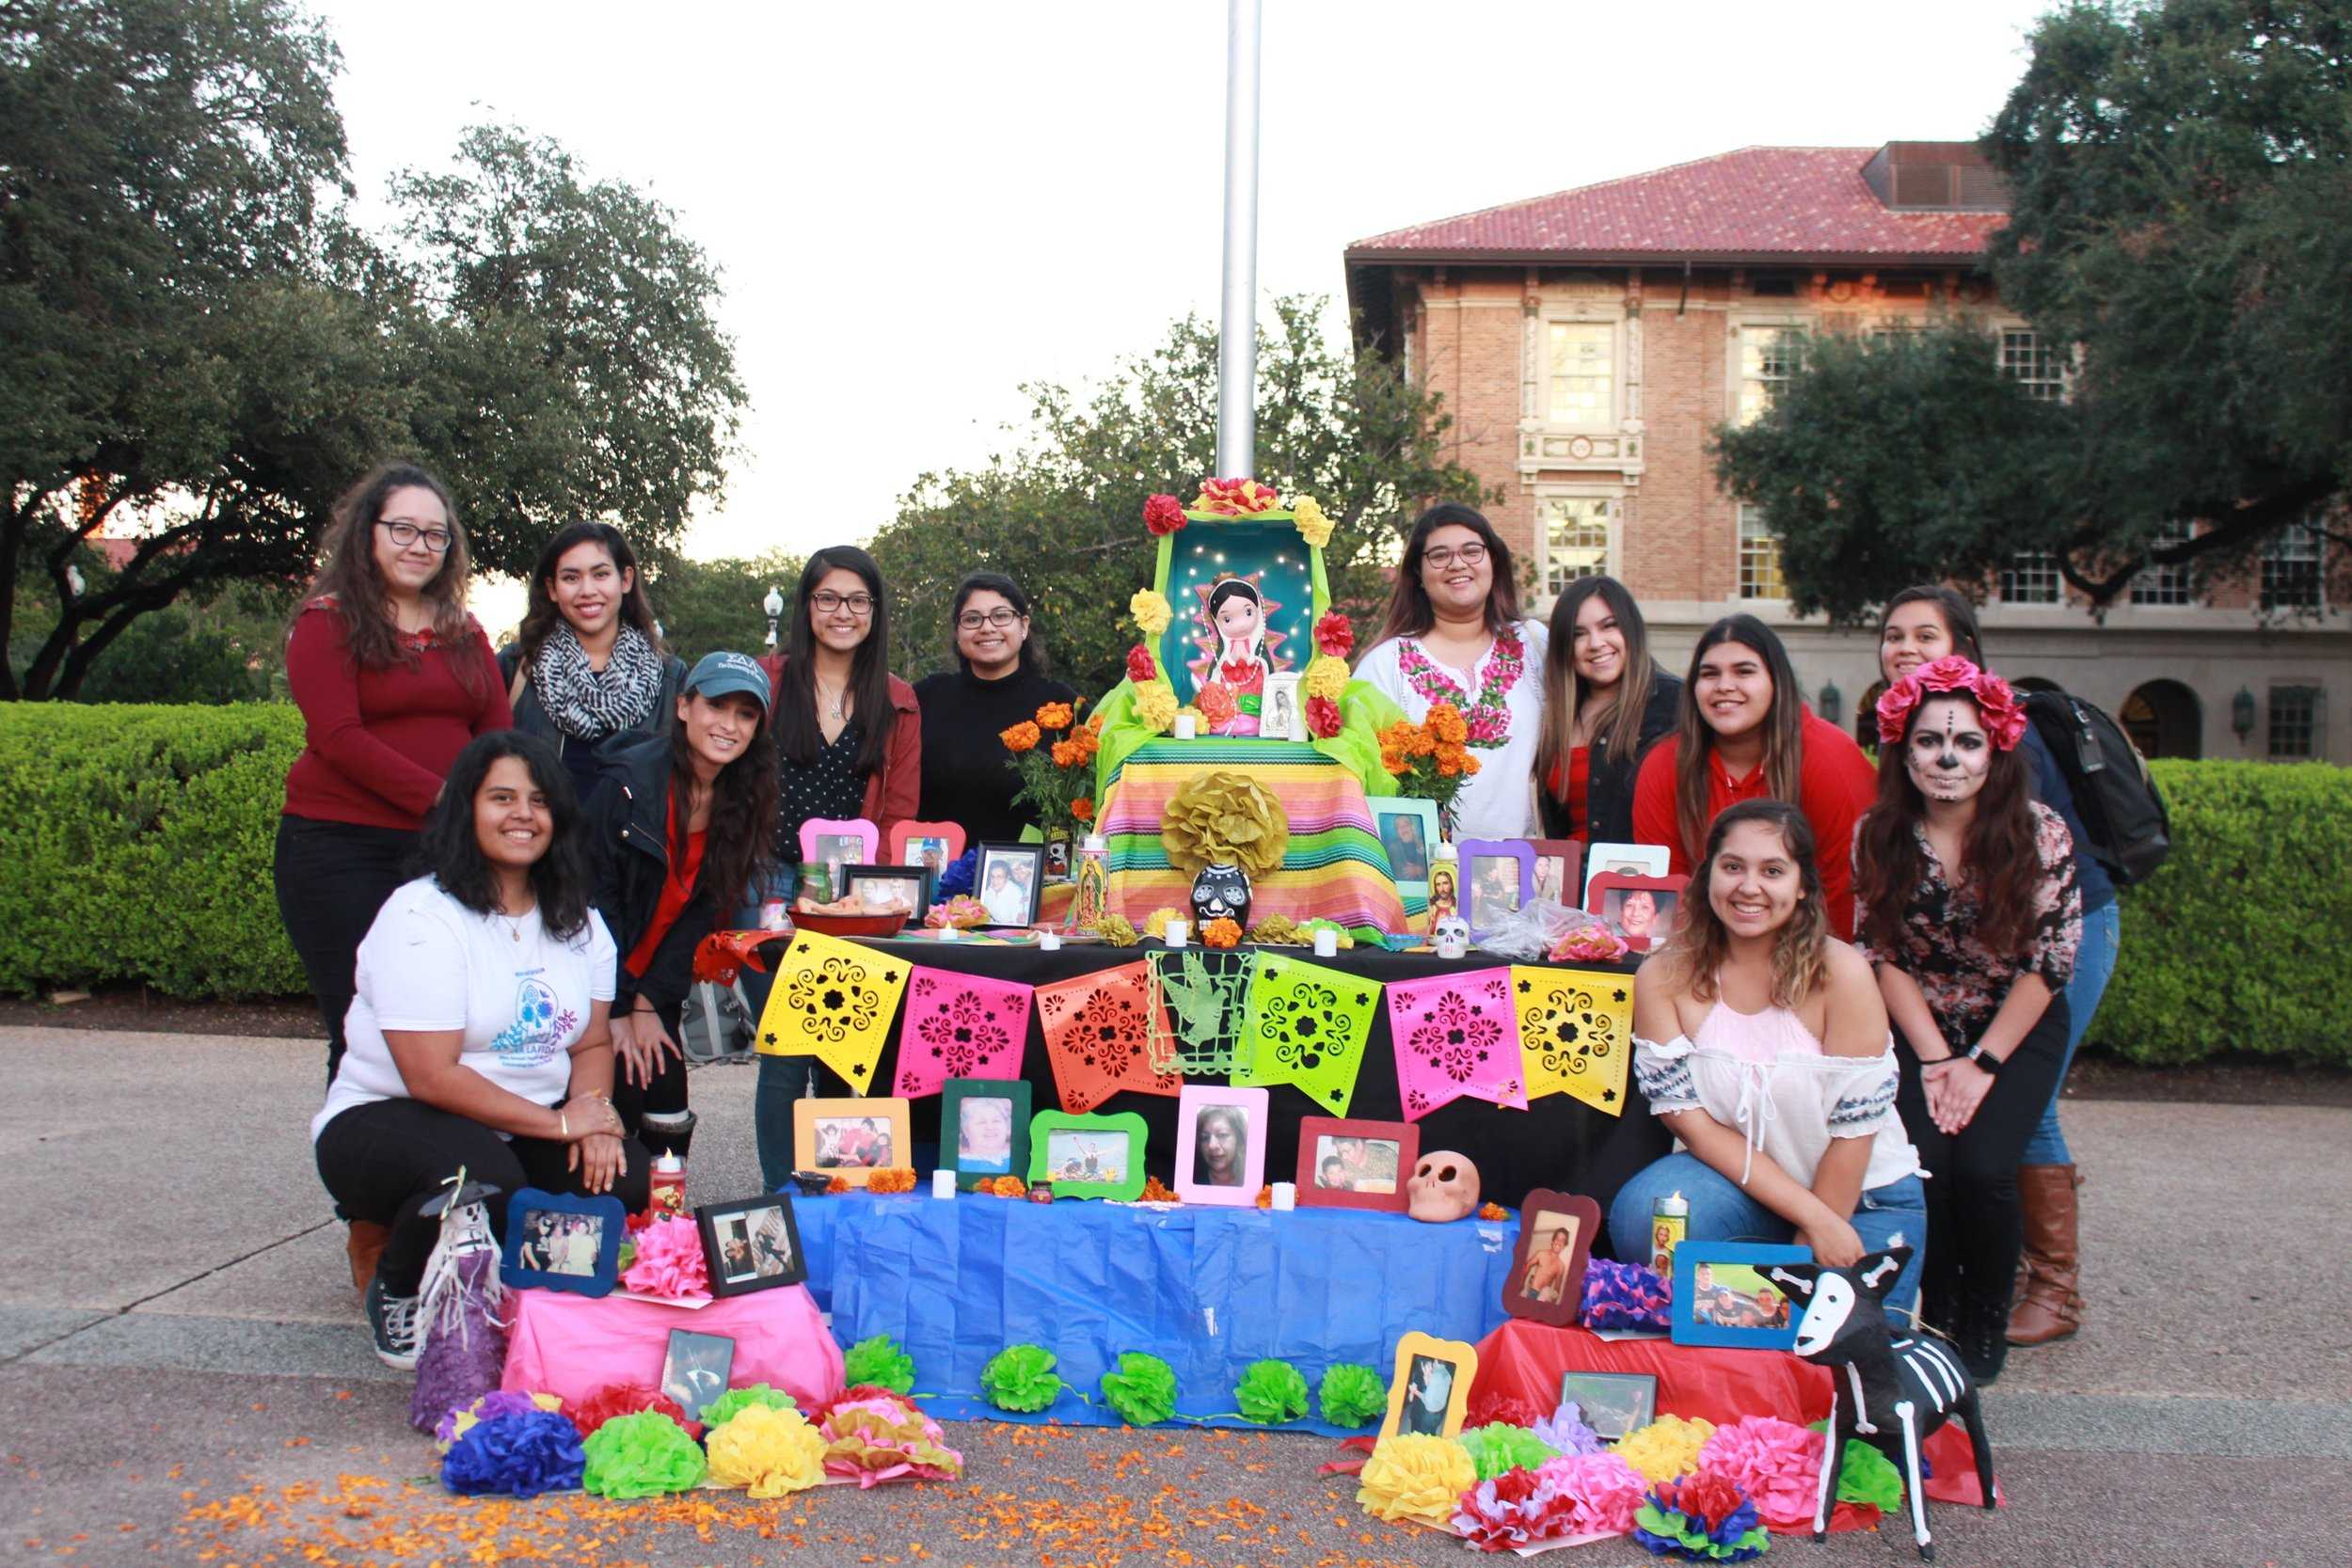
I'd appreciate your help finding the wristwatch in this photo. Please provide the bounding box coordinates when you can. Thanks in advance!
[1963,1042,2005,1075]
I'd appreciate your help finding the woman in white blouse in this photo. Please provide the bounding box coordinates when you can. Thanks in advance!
[1353,504,1549,841]
[1605,799,1928,1323]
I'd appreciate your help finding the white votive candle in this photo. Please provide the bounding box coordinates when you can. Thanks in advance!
[1172,715,1198,740]
[1269,1181,1297,1212]
[1312,927,1340,958]
[1164,918,1190,948]
[931,1168,957,1200]
[1039,931,1062,952]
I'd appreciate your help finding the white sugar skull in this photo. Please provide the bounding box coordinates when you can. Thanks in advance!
[1407,1150,1481,1223]
[1433,914,1471,959]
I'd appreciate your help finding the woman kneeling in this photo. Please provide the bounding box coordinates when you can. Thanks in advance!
[1607,800,1928,1324]
[311,732,649,1369]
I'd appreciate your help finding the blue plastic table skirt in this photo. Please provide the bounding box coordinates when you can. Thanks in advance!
[791,1191,1515,1434]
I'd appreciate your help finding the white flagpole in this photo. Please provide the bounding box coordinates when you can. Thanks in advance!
[1216,0,1263,478]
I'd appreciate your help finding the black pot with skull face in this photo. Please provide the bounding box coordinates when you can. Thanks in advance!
[1189,862,1252,931]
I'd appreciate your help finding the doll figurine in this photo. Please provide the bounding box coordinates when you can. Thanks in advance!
[1205,579,1269,736]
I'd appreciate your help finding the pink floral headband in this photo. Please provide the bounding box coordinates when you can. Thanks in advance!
[1875,656,2028,751]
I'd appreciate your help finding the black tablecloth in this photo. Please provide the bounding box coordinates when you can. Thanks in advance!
[768,937,1669,1232]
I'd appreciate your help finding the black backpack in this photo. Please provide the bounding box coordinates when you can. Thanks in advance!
[2023,689,2171,886]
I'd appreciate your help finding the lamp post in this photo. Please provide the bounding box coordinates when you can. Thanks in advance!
[764,587,785,649]
[2232,686,2257,742]
[1215,0,1262,478]
[1818,680,1843,729]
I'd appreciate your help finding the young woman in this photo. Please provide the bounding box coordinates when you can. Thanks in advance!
[278,464,512,1091]
[1854,657,2079,1382]
[1536,576,1681,844]
[1355,504,1549,839]
[1877,587,2118,1347]
[310,733,646,1369]
[913,571,1075,845]
[1609,800,1928,1325]
[499,522,687,798]
[1629,615,1877,938]
[586,652,780,1162]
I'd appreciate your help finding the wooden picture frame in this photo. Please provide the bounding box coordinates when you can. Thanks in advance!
[840,863,930,920]
[1502,1187,1603,1326]
[1455,837,1536,939]
[1173,1085,1268,1206]
[1294,1116,1418,1214]
[800,816,881,888]
[974,841,1045,928]
[1671,1242,1810,1352]
[696,1194,808,1297]
[1581,841,1670,905]
[1381,1330,1478,1441]
[1368,797,1439,911]
[499,1187,624,1298]
[941,1077,1031,1191]
[1584,872,1688,953]
[1026,1110,1148,1200]
[1526,838,1584,909]
[791,1097,913,1188]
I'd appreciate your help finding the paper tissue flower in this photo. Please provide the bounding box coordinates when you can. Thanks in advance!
[1193,682,1237,731]
[1234,1359,1309,1424]
[1534,1450,1647,1540]
[1192,477,1279,515]
[1614,1415,1717,1484]
[820,1390,965,1487]
[433,1388,564,1451]
[1317,1363,1386,1428]
[982,1344,1064,1412]
[1143,493,1189,535]
[706,1402,828,1498]
[1126,642,1158,684]
[1466,1390,1549,1431]
[1452,1465,1569,1552]
[699,1383,798,1430]
[1305,694,1343,739]
[1460,1422,1563,1481]
[1532,1402,1606,1457]
[1631,1472,1769,1561]
[843,1335,916,1395]
[1162,770,1290,878]
[1099,1352,1178,1427]
[1097,912,1140,947]
[1302,654,1350,704]
[439,1408,584,1497]
[1292,496,1334,547]
[1133,678,1179,734]
[1312,609,1354,657]
[1131,590,1173,637]
[1356,1433,1477,1528]
[1700,1416,1824,1532]
[580,1410,707,1498]
[571,1384,700,1441]
[1581,1258,1672,1332]
[1142,907,1183,939]
[1812,1420,1904,1512]
[619,1215,708,1300]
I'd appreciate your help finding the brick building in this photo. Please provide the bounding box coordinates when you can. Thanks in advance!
[1344,142,2349,764]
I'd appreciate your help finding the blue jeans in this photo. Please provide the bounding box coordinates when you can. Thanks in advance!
[738,866,818,1192]
[1608,1152,1928,1327]
[2021,899,2119,1165]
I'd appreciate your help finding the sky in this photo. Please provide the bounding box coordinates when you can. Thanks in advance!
[311,0,2055,586]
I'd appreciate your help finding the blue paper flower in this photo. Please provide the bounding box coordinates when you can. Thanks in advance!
[937,848,979,898]
[441,1409,586,1497]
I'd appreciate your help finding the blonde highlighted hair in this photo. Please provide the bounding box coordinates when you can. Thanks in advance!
[1654,799,1831,1009]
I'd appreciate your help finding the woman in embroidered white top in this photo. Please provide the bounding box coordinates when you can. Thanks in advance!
[1605,799,1928,1323]
[1354,504,1549,840]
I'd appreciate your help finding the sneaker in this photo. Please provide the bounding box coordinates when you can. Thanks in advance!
[365,1275,421,1370]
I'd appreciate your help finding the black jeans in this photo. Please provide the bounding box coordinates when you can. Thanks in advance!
[274,816,419,1084]
[1897,994,2071,1329]
[610,999,692,1157]
[314,1097,651,1294]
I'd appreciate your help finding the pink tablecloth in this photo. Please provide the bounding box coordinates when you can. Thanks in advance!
[501,1285,845,1412]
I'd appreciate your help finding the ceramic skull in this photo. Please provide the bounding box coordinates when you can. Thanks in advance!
[1189,862,1252,929]
[1407,1150,1481,1222]
[1433,914,1471,959]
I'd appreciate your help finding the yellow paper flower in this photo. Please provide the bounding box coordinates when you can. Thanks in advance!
[705,1403,827,1498]
[1133,679,1178,735]
[1162,769,1291,879]
[1614,1414,1718,1483]
[1302,655,1349,704]
[1356,1433,1475,1528]
[1141,906,1184,940]
[1130,590,1173,638]
[1292,495,1334,547]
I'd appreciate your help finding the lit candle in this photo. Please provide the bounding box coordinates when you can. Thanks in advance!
[1039,931,1061,952]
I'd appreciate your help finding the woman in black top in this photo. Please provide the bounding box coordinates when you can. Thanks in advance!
[913,572,1077,845]
[1534,576,1680,846]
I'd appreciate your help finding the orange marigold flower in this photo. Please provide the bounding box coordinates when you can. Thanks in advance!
[1254,1184,1274,1210]
[1406,727,1437,758]
[1379,748,1406,775]
[1478,1201,1508,1221]
[1035,702,1074,730]
[1201,916,1243,949]
[1140,1175,1179,1202]
[867,1166,917,1194]
[1071,797,1095,823]
[1001,721,1041,752]
[1436,755,1461,778]
[989,1176,1027,1197]
[826,1175,852,1195]
[1427,703,1470,745]
[1050,738,1080,768]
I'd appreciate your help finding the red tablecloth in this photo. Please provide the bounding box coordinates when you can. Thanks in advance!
[501,1285,845,1413]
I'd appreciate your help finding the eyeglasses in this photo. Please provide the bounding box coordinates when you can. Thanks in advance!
[957,609,1023,630]
[810,591,875,616]
[377,520,453,553]
[1422,543,1488,570]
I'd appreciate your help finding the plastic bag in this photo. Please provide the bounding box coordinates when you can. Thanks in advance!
[1479,898,1614,961]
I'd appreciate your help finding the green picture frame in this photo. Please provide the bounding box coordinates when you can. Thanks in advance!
[940,1078,1031,1192]
[1025,1110,1149,1201]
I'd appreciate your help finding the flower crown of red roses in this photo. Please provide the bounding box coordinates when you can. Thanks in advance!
[1874,655,2028,750]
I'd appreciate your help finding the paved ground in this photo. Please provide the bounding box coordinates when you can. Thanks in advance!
[2,1028,2344,1568]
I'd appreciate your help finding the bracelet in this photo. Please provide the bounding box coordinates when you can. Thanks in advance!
[1963,1042,2006,1076]
[560,1109,570,1139]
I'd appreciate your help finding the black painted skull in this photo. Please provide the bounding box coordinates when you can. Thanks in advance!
[1189,862,1252,929]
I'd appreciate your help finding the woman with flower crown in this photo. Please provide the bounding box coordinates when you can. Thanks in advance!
[1852,656,2080,1386]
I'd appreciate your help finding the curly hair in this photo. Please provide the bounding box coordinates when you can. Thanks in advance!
[1654,800,1831,1009]
[295,463,482,692]
[1854,687,2041,958]
[416,733,594,940]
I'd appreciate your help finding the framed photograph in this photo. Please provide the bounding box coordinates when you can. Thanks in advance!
[975,841,1045,928]
[1294,1116,1418,1214]
[1456,838,1535,936]
[792,1097,913,1187]
[659,1328,736,1422]
[1671,1242,1810,1352]
[500,1187,623,1298]
[1503,1187,1603,1326]
[841,863,929,920]
[1262,673,1305,741]
[941,1077,1031,1191]
[1381,1331,1478,1441]
[1581,841,1670,906]
[889,819,967,884]
[695,1195,807,1297]
[800,816,881,892]
[1173,1085,1268,1206]
[1556,1371,1659,1442]
[1585,873,1688,953]
[1026,1110,1148,1201]
[1369,798,1439,908]
[1527,838,1584,908]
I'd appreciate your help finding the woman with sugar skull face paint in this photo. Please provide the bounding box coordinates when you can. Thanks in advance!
[1852,657,2080,1386]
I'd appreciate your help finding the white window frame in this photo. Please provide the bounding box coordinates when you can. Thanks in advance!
[1534,487,1620,603]
[2266,684,2323,759]
[1541,318,1618,431]
[1730,319,1812,426]
[1998,325,2070,402]
[2261,522,2326,612]
[2000,551,2062,605]
[1736,504,1788,601]
[2130,524,2195,607]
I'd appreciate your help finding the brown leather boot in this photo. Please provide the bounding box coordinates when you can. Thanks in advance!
[346,1221,390,1298]
[2008,1164,2084,1345]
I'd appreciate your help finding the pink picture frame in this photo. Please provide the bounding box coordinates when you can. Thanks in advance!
[1173,1085,1268,1207]
[1583,872,1689,953]
[799,817,880,885]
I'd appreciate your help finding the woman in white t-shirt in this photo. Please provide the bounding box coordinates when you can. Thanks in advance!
[1353,504,1549,841]
[312,732,649,1370]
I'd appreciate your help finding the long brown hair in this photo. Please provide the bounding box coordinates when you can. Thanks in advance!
[1537,575,1659,792]
[1367,502,1523,652]
[775,546,898,776]
[516,521,663,664]
[1854,688,2042,958]
[1874,585,1986,670]
[670,689,778,921]
[1656,800,1832,1008]
[297,462,480,690]
[1672,615,1804,863]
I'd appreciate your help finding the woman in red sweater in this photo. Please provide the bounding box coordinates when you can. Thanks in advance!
[275,463,512,1091]
[1630,614,1876,938]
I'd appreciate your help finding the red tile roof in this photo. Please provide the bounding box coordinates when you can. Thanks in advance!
[1346,147,2004,263]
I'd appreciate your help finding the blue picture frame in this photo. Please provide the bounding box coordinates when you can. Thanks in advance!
[500,1186,626,1298]
[1670,1242,1810,1352]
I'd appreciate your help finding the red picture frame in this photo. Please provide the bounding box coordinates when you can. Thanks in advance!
[889,819,967,874]
[1502,1187,1602,1327]
[1294,1116,1420,1214]
[1527,838,1584,908]
[1583,872,1688,953]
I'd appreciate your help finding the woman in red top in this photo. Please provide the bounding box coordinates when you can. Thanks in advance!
[275,463,511,1086]
[1534,576,1681,845]
[1630,614,1876,938]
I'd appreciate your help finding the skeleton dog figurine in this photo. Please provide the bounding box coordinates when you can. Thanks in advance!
[1765,1244,1996,1561]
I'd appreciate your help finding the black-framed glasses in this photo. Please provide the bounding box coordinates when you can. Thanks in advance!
[1422,543,1488,570]
[811,591,875,616]
[957,609,1023,630]
[377,520,453,553]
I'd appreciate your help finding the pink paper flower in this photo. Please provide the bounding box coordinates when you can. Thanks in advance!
[1698,1415,1826,1532]
[1533,1450,1645,1538]
[619,1216,708,1300]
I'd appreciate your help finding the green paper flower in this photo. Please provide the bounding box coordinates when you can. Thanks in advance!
[843,1335,916,1394]
[982,1344,1063,1412]
[1317,1363,1386,1428]
[1633,1501,1771,1560]
[700,1384,797,1429]
[1458,1421,1562,1481]
[580,1410,707,1498]
[1099,1353,1178,1427]
[1233,1359,1309,1424]
[1808,1421,1905,1511]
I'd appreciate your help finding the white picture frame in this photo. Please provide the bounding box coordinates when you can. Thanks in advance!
[1581,841,1671,906]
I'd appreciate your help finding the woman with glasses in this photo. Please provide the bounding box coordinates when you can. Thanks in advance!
[1354,504,1549,839]
[914,572,1075,845]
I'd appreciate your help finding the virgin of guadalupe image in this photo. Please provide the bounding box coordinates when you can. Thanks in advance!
[1197,578,1277,736]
